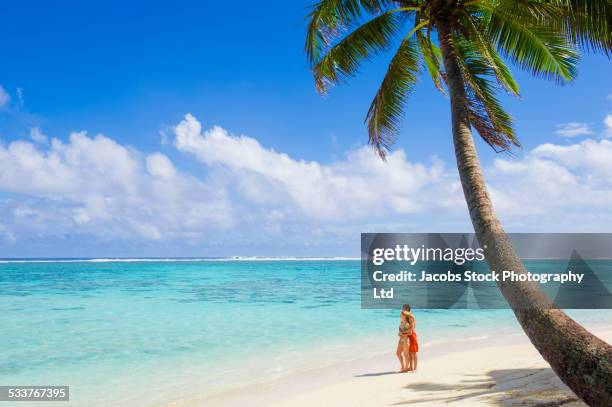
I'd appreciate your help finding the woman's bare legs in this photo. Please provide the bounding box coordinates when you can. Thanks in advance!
[403,342,412,372]
[396,338,406,372]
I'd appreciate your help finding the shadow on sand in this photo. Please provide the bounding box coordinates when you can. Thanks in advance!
[354,371,399,377]
[386,368,582,406]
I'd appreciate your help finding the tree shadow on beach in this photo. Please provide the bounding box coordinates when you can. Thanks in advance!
[391,368,584,406]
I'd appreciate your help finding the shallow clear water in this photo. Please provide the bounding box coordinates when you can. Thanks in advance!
[0,260,609,407]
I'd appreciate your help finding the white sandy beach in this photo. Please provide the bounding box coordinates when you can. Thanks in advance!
[170,325,611,407]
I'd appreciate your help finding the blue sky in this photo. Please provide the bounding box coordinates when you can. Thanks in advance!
[0,1,611,257]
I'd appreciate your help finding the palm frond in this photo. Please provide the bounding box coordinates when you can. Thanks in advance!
[478,2,579,82]
[491,0,563,21]
[366,34,420,158]
[560,0,612,55]
[489,0,612,55]
[460,11,520,95]
[454,37,520,151]
[312,11,404,93]
[305,0,397,65]
[416,29,446,94]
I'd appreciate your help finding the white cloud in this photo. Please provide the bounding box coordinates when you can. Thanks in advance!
[3,113,612,253]
[29,127,48,144]
[487,138,612,229]
[555,122,594,137]
[532,139,612,180]
[146,152,176,179]
[0,85,10,109]
[604,114,612,137]
[173,114,461,220]
[0,130,236,241]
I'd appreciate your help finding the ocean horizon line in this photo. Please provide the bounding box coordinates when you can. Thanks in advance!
[2,256,611,264]
[0,256,362,263]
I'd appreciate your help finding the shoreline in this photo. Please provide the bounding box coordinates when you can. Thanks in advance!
[167,324,611,407]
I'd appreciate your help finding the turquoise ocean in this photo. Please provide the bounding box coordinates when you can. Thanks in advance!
[1,259,609,407]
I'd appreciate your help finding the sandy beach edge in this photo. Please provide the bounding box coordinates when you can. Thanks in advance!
[163,325,611,407]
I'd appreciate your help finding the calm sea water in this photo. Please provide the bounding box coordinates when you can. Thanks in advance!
[0,260,609,407]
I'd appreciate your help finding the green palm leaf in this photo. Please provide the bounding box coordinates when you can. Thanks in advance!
[366,34,420,158]
[312,11,404,93]
[479,2,579,82]
[454,36,519,151]
[305,0,396,65]
[460,11,520,95]
[416,29,446,94]
[554,0,612,54]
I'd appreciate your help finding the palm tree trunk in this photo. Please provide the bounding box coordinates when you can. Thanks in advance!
[437,21,612,407]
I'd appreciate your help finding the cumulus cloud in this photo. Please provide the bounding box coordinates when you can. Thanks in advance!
[555,122,594,137]
[0,131,236,241]
[487,138,612,229]
[173,114,461,220]
[146,152,177,179]
[604,114,612,137]
[29,127,48,144]
[0,85,10,109]
[2,113,612,254]
[172,114,612,234]
[532,139,612,181]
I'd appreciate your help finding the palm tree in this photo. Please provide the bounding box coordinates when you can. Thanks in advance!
[305,1,611,405]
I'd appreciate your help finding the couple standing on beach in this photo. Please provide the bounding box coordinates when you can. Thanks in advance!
[396,304,418,373]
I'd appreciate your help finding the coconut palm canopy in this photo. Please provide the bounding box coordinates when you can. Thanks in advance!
[306,0,612,158]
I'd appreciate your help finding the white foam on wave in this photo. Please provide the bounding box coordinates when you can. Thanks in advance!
[0,257,360,264]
